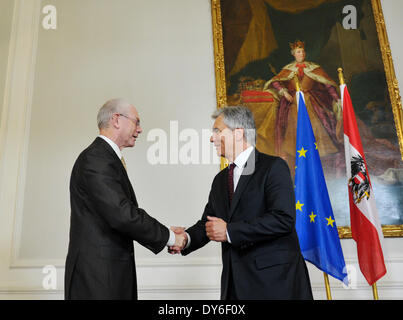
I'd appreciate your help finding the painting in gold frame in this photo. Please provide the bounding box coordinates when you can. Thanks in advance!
[211,0,403,238]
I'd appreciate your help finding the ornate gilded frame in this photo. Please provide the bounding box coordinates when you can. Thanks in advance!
[211,0,403,238]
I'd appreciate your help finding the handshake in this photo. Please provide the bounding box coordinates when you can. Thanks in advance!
[168,216,228,254]
[168,226,188,254]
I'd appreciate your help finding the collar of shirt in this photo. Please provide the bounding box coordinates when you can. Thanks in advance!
[233,146,254,170]
[98,135,122,160]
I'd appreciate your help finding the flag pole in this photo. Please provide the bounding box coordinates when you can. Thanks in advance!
[295,73,333,301]
[323,273,332,300]
[372,282,379,300]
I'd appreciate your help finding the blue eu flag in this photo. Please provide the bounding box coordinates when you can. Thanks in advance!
[294,92,348,284]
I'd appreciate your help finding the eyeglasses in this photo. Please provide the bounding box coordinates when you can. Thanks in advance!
[118,113,140,126]
[212,128,221,135]
[212,127,235,134]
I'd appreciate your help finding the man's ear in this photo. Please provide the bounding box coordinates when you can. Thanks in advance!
[111,114,120,129]
[234,128,244,141]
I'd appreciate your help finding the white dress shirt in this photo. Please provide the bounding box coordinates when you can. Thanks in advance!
[98,135,176,247]
[98,135,122,159]
[232,146,254,192]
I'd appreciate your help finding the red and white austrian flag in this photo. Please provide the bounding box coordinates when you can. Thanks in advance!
[341,84,386,285]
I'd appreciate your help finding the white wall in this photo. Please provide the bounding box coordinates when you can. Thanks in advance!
[0,0,402,300]
[0,0,14,125]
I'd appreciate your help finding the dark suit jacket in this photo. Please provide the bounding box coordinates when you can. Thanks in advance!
[182,149,313,300]
[65,137,169,300]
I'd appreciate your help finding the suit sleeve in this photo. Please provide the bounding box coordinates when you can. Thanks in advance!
[226,157,296,248]
[81,153,169,254]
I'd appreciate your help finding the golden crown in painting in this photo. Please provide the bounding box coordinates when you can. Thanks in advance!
[289,40,305,50]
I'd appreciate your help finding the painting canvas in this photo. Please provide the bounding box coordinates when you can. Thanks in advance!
[211,0,403,237]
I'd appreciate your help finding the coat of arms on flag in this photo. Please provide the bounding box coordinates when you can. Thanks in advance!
[348,155,370,204]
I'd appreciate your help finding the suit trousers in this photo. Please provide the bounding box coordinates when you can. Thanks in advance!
[226,263,238,300]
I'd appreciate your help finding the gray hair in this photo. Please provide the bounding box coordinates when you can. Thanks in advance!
[97,98,132,129]
[212,106,256,146]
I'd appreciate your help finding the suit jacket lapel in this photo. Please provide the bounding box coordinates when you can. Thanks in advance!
[96,137,138,206]
[229,149,259,219]
[219,168,230,217]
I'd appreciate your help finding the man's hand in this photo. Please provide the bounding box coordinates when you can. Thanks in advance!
[205,216,227,242]
[168,226,188,254]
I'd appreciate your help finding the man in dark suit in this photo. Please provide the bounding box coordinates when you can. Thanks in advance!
[65,98,186,300]
[170,106,313,300]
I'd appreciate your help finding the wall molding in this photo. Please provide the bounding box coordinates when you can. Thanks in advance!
[9,251,403,269]
[9,257,223,269]
[1,281,402,300]
[0,0,42,272]
[8,0,41,269]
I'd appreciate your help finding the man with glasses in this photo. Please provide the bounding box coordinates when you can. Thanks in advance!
[65,98,186,300]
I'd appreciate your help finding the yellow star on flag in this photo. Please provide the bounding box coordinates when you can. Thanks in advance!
[326,216,335,227]
[296,200,304,212]
[314,142,318,150]
[297,147,308,158]
[309,211,316,223]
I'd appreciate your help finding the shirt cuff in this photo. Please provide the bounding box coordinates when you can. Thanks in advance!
[166,229,176,247]
[226,229,231,243]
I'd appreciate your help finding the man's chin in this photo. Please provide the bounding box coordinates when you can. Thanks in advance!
[215,148,232,161]
[125,140,136,148]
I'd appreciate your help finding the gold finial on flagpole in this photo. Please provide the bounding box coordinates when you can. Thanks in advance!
[294,74,301,92]
[337,67,345,85]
